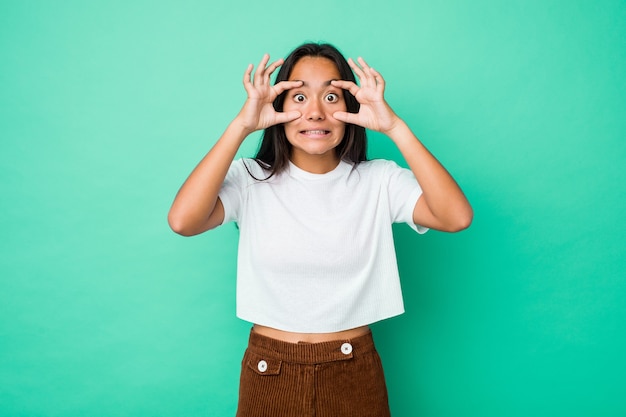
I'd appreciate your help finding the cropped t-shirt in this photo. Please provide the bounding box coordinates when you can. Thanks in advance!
[218,158,427,333]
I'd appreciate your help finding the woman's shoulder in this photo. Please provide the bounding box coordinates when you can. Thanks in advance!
[224,158,274,186]
[232,158,271,175]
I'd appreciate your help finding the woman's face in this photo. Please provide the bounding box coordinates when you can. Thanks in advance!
[282,56,347,173]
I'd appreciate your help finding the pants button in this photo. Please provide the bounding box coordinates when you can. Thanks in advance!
[341,343,353,355]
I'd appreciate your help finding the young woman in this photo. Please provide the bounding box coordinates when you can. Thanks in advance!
[168,43,472,417]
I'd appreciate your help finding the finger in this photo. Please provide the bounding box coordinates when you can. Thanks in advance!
[243,63,254,88]
[331,80,359,96]
[357,57,377,86]
[348,58,365,82]
[274,110,301,124]
[333,111,360,125]
[367,66,385,91]
[357,57,371,71]
[273,80,303,95]
[264,58,284,80]
[254,54,270,84]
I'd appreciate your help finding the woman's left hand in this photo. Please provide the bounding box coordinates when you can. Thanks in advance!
[331,57,400,134]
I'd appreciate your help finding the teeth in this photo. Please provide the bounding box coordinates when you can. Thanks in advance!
[303,130,328,134]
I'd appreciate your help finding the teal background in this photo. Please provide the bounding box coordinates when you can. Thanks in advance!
[1,0,625,416]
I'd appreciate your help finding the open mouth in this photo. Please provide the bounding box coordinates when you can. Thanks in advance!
[300,130,331,135]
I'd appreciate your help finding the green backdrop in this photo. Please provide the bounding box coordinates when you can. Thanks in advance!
[2,0,625,416]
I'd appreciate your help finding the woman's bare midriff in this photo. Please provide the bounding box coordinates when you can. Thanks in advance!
[252,324,370,343]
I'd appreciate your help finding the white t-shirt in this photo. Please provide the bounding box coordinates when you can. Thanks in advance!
[218,158,427,333]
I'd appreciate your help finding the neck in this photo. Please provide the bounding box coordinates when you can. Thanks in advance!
[290,153,340,174]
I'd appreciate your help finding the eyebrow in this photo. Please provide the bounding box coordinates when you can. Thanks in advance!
[293,79,337,87]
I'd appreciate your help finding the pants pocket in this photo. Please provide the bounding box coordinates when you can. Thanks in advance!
[244,350,282,376]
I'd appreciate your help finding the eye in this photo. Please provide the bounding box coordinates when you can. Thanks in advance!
[325,93,339,103]
[293,94,306,103]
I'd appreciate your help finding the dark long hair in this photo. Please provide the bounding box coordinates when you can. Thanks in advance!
[253,43,367,178]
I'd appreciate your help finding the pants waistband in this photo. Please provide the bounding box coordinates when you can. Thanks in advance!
[246,329,377,365]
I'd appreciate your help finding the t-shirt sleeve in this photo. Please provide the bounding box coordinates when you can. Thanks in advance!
[385,161,429,234]
[218,159,249,224]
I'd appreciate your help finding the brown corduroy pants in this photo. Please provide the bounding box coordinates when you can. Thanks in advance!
[236,329,392,417]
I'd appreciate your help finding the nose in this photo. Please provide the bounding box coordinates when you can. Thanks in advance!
[305,98,325,121]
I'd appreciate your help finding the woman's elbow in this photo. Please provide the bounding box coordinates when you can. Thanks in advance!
[447,206,473,232]
[168,211,197,236]
[168,207,221,236]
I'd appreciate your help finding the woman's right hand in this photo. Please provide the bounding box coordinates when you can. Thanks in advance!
[236,54,303,134]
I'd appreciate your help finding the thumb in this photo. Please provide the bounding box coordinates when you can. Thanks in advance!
[333,111,359,125]
[275,110,301,124]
